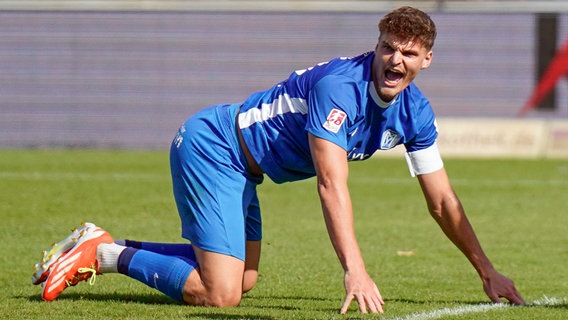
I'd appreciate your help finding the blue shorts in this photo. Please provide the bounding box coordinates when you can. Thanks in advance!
[169,104,263,261]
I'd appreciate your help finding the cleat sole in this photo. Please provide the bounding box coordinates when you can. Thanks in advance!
[31,223,95,285]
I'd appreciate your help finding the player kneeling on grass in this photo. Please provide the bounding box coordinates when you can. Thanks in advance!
[32,6,525,314]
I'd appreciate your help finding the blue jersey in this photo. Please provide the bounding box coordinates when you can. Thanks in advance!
[238,51,438,184]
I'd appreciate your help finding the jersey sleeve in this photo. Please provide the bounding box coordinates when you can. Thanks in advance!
[305,75,359,150]
[404,98,438,152]
[403,98,443,176]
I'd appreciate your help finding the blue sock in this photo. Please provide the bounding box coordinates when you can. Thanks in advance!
[121,240,196,261]
[118,248,198,303]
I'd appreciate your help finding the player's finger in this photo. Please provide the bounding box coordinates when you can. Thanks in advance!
[364,295,379,314]
[507,294,525,306]
[375,287,385,311]
[505,288,526,305]
[513,293,526,305]
[356,294,368,314]
[341,291,385,314]
[373,295,385,314]
[367,293,385,314]
[340,295,354,314]
[487,289,503,304]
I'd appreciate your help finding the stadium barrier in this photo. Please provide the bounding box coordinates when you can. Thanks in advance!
[382,118,568,158]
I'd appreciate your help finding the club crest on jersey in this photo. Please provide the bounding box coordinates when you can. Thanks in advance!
[380,129,401,149]
[323,108,347,133]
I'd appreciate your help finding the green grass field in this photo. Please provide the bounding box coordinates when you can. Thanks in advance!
[1,149,566,319]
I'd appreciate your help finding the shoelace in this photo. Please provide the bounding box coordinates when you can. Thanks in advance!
[65,265,98,287]
[78,267,98,286]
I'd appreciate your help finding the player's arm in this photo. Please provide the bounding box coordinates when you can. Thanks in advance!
[416,168,525,305]
[308,133,384,314]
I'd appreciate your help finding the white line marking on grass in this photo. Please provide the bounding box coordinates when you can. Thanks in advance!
[387,296,568,320]
[387,303,506,320]
[530,295,568,306]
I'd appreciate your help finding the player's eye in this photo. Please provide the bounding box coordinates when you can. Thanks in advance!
[382,43,394,51]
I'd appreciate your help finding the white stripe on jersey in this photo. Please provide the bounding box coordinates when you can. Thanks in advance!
[238,93,308,129]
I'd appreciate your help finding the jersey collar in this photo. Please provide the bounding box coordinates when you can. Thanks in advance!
[369,81,398,108]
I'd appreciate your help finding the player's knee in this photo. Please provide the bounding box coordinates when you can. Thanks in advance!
[206,289,242,307]
[181,287,241,307]
[242,283,255,293]
[189,280,242,307]
[242,271,258,293]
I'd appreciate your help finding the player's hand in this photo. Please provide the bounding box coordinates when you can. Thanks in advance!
[340,270,384,314]
[482,270,525,305]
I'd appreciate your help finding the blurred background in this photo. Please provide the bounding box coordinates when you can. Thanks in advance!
[0,0,567,155]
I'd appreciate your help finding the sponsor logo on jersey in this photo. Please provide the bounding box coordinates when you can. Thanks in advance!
[380,129,401,149]
[323,108,347,133]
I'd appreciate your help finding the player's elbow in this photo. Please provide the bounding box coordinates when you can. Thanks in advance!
[427,191,461,221]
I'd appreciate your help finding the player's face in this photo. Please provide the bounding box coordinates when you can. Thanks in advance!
[372,32,433,101]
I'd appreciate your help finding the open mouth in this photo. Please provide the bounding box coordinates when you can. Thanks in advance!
[384,69,403,84]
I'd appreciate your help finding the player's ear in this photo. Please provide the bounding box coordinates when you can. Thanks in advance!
[421,50,433,70]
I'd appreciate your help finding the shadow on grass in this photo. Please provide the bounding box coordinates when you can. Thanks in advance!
[25,292,334,305]
[240,294,339,312]
[24,292,178,305]
[23,293,279,319]
[182,313,276,320]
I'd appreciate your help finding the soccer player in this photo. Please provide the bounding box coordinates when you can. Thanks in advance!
[33,6,525,314]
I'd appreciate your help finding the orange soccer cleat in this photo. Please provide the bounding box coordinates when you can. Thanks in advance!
[36,222,114,301]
